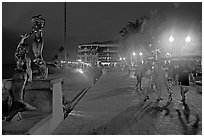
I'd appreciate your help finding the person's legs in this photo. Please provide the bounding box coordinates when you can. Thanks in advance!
[183,86,189,101]
[156,84,163,101]
[167,81,173,101]
[143,87,149,102]
[136,76,141,89]
[135,76,139,89]
[138,76,142,90]
[180,80,189,102]
[180,85,185,102]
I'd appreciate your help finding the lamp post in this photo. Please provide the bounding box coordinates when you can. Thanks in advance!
[185,35,191,43]
[168,35,175,57]
[131,52,136,66]
[139,52,143,56]
[139,52,143,64]
[169,35,174,43]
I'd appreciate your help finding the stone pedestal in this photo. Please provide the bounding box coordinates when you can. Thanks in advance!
[2,78,64,135]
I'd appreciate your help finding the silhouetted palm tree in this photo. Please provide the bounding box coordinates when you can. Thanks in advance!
[59,46,64,52]
[119,18,145,38]
[53,54,58,60]
[119,10,165,57]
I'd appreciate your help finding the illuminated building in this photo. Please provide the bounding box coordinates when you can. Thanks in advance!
[78,41,119,66]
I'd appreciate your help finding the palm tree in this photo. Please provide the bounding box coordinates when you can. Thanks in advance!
[119,10,166,58]
[119,18,145,38]
[53,55,58,60]
[59,46,64,52]
[119,17,148,57]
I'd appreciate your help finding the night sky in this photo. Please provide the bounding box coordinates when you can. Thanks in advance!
[2,2,202,64]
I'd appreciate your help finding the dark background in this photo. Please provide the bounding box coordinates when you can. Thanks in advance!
[2,2,202,64]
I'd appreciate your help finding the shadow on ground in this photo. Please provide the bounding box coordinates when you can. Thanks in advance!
[87,101,156,134]
[176,101,201,135]
[88,87,136,101]
[86,100,201,135]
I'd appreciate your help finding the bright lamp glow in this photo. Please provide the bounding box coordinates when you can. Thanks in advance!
[76,68,84,74]
[185,35,191,43]
[123,58,126,60]
[132,52,136,56]
[119,57,122,60]
[139,52,143,56]
[169,35,174,42]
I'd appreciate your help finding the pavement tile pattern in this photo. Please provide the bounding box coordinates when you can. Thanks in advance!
[53,70,202,135]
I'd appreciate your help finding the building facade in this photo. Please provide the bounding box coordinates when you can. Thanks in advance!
[78,42,119,66]
[78,44,98,66]
[97,44,118,66]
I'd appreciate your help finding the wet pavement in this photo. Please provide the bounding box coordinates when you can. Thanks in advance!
[53,70,202,135]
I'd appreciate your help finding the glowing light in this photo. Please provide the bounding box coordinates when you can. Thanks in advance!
[123,58,126,60]
[169,35,174,42]
[119,57,122,60]
[185,35,191,43]
[76,68,84,74]
[132,52,136,56]
[166,52,170,56]
[139,52,143,56]
[61,60,65,63]
[78,59,82,62]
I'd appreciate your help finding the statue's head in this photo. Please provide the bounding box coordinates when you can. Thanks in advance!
[31,15,45,33]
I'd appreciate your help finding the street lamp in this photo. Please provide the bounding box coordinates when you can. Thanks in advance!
[131,52,136,67]
[185,35,191,43]
[139,52,143,56]
[119,57,122,60]
[123,57,125,60]
[169,35,174,42]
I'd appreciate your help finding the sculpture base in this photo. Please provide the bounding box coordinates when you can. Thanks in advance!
[2,112,50,135]
[2,78,64,135]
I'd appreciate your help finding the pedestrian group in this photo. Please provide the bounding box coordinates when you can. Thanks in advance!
[134,59,193,103]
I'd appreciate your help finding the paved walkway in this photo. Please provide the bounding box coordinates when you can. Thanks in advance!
[49,68,93,101]
[53,70,202,135]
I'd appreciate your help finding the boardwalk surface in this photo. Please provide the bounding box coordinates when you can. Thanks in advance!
[53,70,202,135]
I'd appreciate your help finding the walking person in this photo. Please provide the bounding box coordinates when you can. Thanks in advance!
[152,60,168,102]
[189,68,196,86]
[142,65,153,102]
[135,62,143,90]
[166,65,174,101]
[178,65,190,102]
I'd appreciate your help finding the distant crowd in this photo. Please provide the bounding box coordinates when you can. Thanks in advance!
[132,60,199,103]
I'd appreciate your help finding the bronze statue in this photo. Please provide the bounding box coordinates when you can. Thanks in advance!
[4,15,48,121]
[31,15,48,79]
[5,34,36,121]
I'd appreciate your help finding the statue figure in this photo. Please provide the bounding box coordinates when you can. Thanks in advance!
[4,15,48,121]
[31,15,48,79]
[5,34,36,121]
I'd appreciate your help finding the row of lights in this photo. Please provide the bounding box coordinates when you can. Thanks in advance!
[168,35,191,43]
[119,57,126,61]
[132,51,143,56]
[119,51,143,61]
